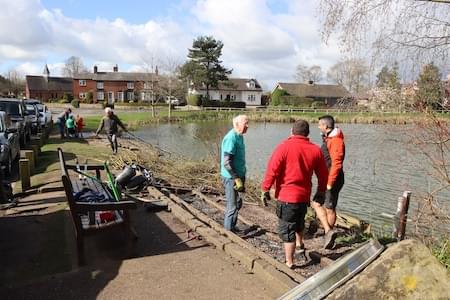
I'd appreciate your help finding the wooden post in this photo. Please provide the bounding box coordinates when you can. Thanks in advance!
[30,144,40,161]
[393,191,411,241]
[19,159,30,191]
[23,150,35,175]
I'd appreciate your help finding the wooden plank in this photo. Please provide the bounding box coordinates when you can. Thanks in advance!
[192,190,255,227]
[148,186,305,283]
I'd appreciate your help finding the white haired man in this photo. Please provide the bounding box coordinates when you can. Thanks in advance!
[95,107,127,154]
[220,115,249,233]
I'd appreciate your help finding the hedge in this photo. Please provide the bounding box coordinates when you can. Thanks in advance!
[279,96,314,107]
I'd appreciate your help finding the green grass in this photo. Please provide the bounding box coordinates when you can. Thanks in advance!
[431,239,450,269]
[83,110,449,131]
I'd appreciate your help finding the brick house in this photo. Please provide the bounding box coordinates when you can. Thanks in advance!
[73,65,158,104]
[25,65,72,101]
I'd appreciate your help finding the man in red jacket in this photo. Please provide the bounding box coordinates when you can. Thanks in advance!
[312,115,345,249]
[261,120,328,268]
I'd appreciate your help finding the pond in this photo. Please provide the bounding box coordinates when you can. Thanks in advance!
[134,121,448,233]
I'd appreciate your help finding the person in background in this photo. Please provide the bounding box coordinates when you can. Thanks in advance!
[75,114,85,138]
[95,107,127,154]
[220,115,249,233]
[261,120,328,269]
[56,108,71,139]
[65,115,76,138]
[311,115,346,249]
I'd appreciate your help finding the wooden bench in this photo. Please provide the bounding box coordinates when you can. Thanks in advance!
[58,148,137,265]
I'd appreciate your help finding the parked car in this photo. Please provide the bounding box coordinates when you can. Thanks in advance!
[24,99,51,129]
[165,96,180,105]
[0,111,20,176]
[37,103,52,128]
[0,98,31,146]
[25,103,41,134]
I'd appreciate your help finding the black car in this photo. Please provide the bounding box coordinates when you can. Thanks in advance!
[0,98,31,146]
[0,111,20,176]
[25,103,41,134]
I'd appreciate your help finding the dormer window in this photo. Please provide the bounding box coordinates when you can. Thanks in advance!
[127,82,134,89]
[246,80,255,88]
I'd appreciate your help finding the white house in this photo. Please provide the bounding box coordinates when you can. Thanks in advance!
[189,78,263,106]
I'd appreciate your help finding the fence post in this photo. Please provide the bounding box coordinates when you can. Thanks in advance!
[23,150,35,175]
[19,159,31,191]
[393,191,411,241]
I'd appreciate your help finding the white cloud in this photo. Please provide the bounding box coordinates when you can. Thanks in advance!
[0,0,344,89]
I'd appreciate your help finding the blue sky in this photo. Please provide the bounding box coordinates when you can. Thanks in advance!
[41,0,181,23]
[0,0,343,90]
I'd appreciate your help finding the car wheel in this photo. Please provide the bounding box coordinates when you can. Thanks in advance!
[20,132,26,147]
[26,128,31,142]
[5,152,12,177]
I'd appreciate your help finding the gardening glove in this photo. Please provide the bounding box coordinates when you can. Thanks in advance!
[313,191,325,204]
[260,191,270,207]
[234,178,245,192]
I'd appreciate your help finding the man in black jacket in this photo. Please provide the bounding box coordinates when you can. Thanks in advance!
[95,107,127,154]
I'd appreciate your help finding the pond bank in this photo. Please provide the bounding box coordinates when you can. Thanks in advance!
[82,110,450,132]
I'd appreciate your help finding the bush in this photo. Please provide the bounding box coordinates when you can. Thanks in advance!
[59,98,69,104]
[187,94,202,106]
[71,99,80,108]
[279,96,314,107]
[311,101,326,108]
[271,88,288,106]
[63,92,73,102]
[85,91,93,103]
[202,100,246,108]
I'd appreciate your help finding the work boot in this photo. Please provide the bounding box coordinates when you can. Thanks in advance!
[323,229,337,249]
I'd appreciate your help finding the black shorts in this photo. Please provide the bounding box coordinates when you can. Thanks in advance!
[276,201,308,242]
[314,171,344,209]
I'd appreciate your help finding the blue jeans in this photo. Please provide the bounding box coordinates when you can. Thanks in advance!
[57,119,65,138]
[222,177,242,231]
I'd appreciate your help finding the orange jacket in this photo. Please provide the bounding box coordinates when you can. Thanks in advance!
[324,128,345,188]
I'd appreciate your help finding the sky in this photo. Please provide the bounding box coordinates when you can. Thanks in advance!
[0,0,345,90]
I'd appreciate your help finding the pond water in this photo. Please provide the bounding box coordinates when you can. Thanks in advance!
[134,121,448,233]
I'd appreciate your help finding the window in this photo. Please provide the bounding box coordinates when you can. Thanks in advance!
[247,81,255,88]
[79,92,86,99]
[96,92,104,100]
[144,82,151,89]
[97,81,104,89]
[141,92,145,100]
[79,80,86,86]
[127,91,134,101]
[247,94,255,102]
[127,82,134,89]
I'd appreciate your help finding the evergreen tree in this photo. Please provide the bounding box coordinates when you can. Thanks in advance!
[415,62,443,109]
[376,62,401,90]
[180,36,232,100]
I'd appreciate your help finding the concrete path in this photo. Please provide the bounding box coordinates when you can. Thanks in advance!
[0,191,277,299]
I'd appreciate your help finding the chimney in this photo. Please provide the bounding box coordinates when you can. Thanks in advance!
[93,65,98,73]
[155,65,159,76]
[113,64,118,72]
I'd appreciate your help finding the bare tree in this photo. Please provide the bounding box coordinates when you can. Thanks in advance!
[319,0,450,67]
[5,68,24,97]
[63,56,87,77]
[142,54,160,118]
[327,58,369,93]
[159,56,184,121]
[295,64,323,83]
